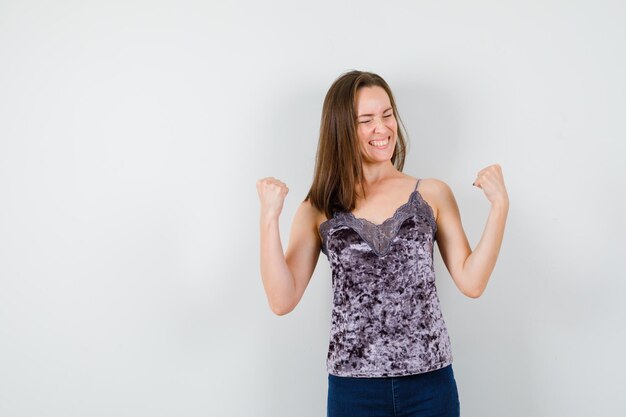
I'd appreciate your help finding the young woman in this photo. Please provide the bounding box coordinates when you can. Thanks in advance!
[257,70,509,417]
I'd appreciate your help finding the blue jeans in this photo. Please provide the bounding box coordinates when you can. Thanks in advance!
[327,365,460,417]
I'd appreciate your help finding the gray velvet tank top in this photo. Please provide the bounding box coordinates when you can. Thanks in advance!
[319,178,453,377]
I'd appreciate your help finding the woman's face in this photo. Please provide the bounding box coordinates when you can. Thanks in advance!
[354,86,398,164]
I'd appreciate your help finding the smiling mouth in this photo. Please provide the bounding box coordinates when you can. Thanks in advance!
[369,137,390,147]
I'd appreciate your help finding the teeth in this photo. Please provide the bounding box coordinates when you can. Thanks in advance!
[369,138,389,147]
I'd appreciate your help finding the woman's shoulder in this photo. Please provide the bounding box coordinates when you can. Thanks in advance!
[412,177,454,221]
[399,174,449,192]
[296,197,329,236]
[417,177,450,191]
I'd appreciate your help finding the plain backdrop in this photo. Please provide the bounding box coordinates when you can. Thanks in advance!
[1,1,625,416]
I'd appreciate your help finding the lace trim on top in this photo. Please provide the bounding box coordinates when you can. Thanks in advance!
[319,188,437,257]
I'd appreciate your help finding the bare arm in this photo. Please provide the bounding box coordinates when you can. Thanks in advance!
[434,164,509,298]
[459,202,508,297]
[257,178,322,315]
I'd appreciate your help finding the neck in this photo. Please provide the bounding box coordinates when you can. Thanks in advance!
[359,160,399,187]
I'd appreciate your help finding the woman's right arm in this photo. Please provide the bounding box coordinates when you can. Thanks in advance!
[257,177,322,316]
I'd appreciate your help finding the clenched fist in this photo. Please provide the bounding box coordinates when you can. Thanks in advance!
[257,177,289,219]
[472,164,509,207]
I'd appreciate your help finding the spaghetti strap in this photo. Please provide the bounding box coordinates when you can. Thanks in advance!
[414,178,421,192]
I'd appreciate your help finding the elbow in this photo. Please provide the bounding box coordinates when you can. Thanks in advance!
[461,285,485,298]
[271,305,292,316]
[457,271,488,299]
[464,289,483,299]
[462,284,485,299]
[270,300,296,316]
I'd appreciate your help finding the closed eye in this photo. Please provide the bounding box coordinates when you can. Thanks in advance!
[358,113,393,124]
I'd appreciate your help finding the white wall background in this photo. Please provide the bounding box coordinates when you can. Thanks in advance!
[1,1,625,416]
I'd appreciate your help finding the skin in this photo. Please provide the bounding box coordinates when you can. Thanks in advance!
[257,86,509,315]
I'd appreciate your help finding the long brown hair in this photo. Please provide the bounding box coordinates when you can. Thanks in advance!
[305,70,409,219]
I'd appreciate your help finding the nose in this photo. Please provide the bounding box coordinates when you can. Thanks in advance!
[373,116,387,133]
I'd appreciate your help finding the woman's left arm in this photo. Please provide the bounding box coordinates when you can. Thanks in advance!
[434,164,509,298]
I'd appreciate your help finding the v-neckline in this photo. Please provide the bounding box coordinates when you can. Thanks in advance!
[347,190,418,227]
[318,183,439,257]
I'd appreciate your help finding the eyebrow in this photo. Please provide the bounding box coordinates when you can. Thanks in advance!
[357,107,393,118]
